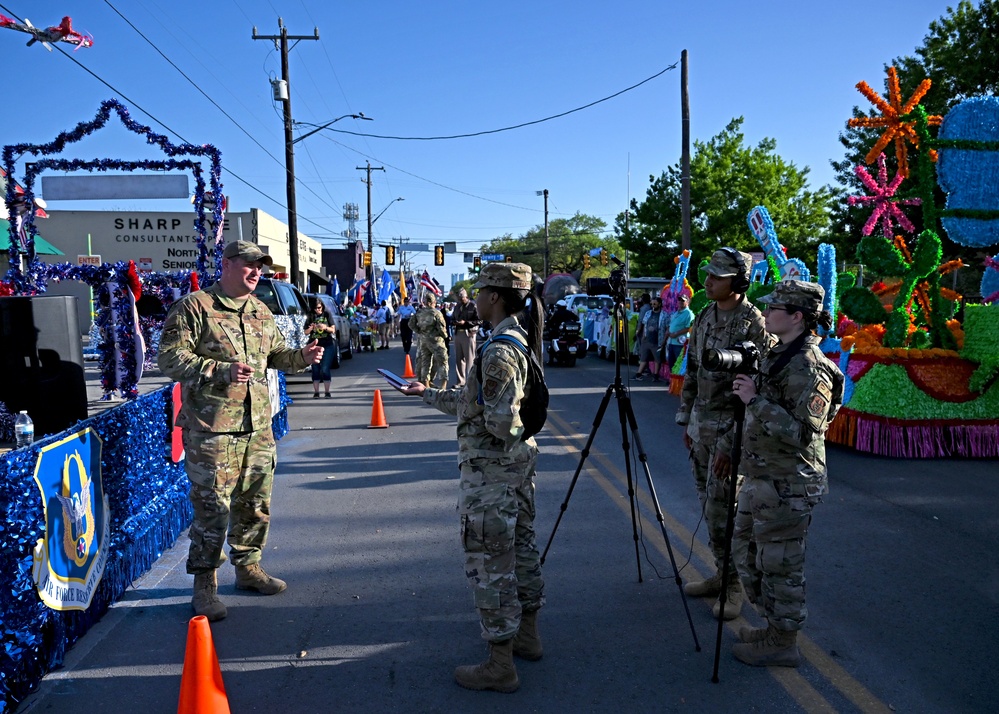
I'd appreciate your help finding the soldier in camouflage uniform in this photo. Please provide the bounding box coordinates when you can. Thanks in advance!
[158,241,323,622]
[676,248,771,620]
[729,280,843,667]
[403,262,546,694]
[409,293,449,387]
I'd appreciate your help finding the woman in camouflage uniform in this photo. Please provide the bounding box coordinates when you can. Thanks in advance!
[403,262,546,694]
[729,280,844,668]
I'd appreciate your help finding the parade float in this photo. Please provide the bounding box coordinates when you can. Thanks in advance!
[826,68,999,458]
[664,68,998,460]
[0,99,291,710]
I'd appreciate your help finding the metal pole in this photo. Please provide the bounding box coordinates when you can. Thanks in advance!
[279,25,301,288]
[543,189,550,278]
[253,19,319,290]
[680,49,691,252]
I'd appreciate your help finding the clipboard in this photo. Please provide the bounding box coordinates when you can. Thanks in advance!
[377,368,411,391]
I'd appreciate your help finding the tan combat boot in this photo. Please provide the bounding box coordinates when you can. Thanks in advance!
[512,610,543,661]
[454,639,520,693]
[712,580,744,621]
[192,571,227,622]
[683,571,723,597]
[738,624,768,643]
[732,625,800,667]
[235,563,287,595]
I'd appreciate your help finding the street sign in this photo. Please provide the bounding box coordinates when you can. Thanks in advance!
[78,255,101,266]
[481,253,504,262]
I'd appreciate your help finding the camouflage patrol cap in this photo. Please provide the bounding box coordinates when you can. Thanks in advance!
[758,279,825,313]
[223,240,273,266]
[705,248,753,278]
[473,262,532,290]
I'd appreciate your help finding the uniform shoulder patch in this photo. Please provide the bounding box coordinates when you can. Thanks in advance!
[482,378,500,400]
[807,393,828,419]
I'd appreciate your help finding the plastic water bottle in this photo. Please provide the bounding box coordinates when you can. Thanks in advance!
[15,411,34,448]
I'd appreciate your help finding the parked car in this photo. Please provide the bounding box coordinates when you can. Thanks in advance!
[304,292,353,367]
[251,277,309,350]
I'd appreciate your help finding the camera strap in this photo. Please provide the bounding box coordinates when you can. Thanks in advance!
[765,331,809,377]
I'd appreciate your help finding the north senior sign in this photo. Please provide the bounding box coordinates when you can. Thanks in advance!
[31,428,110,611]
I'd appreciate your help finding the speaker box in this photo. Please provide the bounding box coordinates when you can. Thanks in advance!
[0,295,88,439]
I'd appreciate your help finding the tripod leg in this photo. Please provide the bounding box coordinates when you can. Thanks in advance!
[622,394,702,652]
[541,384,616,565]
[614,386,644,584]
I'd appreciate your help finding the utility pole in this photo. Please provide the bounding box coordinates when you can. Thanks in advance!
[356,161,385,279]
[253,18,319,289]
[538,189,550,278]
[680,49,691,252]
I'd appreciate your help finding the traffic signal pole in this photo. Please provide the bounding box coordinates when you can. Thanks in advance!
[357,161,385,279]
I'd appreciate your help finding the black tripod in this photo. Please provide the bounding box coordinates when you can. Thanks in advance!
[541,299,700,651]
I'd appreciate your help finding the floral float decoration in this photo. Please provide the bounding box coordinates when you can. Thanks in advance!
[828,69,999,458]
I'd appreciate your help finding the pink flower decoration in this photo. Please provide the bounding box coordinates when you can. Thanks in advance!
[847,153,921,237]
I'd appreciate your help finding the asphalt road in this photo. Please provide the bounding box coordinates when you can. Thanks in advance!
[20,344,998,713]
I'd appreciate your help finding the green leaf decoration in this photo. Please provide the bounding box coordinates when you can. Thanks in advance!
[840,286,888,325]
[857,235,908,275]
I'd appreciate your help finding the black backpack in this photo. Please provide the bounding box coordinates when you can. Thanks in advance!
[476,334,549,440]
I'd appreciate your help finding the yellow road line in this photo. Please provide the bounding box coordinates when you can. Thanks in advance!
[545,411,891,714]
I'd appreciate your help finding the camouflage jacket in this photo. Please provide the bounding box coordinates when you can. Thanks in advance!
[409,307,448,345]
[423,316,536,463]
[676,296,770,454]
[158,282,307,433]
[742,334,845,491]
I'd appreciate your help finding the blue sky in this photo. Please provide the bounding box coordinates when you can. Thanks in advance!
[1,1,954,285]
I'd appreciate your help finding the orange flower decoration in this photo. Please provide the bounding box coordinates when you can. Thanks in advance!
[848,67,942,177]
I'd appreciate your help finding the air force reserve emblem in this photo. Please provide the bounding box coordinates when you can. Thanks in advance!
[31,428,110,611]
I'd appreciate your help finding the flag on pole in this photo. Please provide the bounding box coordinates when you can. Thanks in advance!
[420,270,442,296]
[378,269,396,303]
[399,268,407,300]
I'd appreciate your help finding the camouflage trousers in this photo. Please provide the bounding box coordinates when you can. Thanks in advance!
[732,475,820,631]
[458,451,545,643]
[416,340,449,388]
[689,438,743,577]
[182,427,277,574]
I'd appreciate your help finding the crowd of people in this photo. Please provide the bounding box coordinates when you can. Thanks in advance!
[158,246,844,692]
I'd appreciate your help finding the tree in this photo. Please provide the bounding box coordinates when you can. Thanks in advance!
[831,0,999,272]
[619,118,834,280]
[480,212,620,279]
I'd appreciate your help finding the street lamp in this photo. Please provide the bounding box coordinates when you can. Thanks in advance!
[284,112,370,289]
[293,113,372,145]
[372,197,404,226]
[536,189,549,278]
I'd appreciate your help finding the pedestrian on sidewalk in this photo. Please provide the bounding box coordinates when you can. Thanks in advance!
[158,240,323,622]
[402,262,547,694]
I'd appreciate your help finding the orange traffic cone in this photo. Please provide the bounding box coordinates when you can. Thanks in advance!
[402,354,416,379]
[369,389,389,428]
[178,615,230,714]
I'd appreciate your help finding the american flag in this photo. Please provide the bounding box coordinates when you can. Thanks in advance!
[420,270,442,296]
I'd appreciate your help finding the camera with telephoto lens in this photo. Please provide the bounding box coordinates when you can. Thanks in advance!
[702,341,760,375]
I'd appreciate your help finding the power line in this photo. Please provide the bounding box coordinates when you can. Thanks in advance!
[304,62,679,141]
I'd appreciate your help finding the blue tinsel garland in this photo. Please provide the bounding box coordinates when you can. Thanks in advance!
[0,378,291,712]
[3,98,223,293]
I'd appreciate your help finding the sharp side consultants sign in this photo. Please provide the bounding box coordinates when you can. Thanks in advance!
[31,428,110,611]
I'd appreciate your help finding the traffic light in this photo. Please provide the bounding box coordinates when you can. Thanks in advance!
[363,251,372,267]
[505,255,513,263]
[385,245,396,265]
[434,245,445,266]
[600,248,608,266]
[583,254,591,270]
[473,255,482,270]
